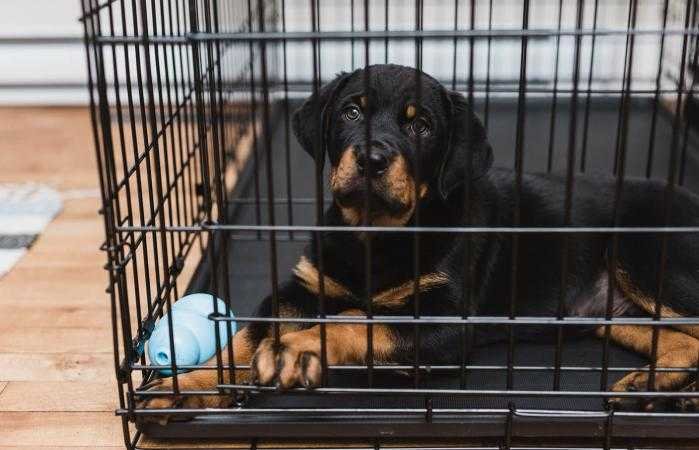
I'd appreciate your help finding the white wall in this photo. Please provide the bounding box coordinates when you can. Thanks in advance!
[0,0,684,105]
[0,1,87,105]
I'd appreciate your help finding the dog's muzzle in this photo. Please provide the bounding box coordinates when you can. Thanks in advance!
[355,146,390,178]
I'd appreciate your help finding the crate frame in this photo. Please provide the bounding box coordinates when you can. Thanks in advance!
[81,0,699,448]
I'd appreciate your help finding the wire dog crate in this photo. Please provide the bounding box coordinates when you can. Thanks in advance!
[82,0,699,448]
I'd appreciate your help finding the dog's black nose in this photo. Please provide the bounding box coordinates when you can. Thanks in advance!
[356,149,389,177]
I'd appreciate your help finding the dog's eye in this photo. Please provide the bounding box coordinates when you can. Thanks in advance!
[343,105,362,122]
[411,117,431,137]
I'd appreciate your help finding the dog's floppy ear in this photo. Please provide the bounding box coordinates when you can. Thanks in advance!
[437,91,494,201]
[292,72,352,170]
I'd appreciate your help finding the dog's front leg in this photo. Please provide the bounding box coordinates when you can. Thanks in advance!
[251,309,396,389]
[138,325,256,412]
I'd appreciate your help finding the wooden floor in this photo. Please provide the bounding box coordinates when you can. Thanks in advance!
[0,107,124,449]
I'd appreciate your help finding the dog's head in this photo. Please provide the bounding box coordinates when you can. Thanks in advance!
[292,64,493,226]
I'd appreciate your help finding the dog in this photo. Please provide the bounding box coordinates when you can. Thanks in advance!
[142,64,699,413]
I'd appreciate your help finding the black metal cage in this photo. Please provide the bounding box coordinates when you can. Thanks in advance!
[82,0,699,448]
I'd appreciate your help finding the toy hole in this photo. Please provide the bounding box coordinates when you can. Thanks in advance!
[156,351,170,365]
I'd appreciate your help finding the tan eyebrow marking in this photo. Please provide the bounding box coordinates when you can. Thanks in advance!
[406,105,417,120]
[359,96,368,108]
[293,256,353,299]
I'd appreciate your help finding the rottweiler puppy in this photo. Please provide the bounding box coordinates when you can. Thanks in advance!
[142,64,699,413]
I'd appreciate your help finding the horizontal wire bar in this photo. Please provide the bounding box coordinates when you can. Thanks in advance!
[207,314,699,326]
[0,36,84,45]
[90,27,699,46]
[135,383,699,398]
[118,406,699,418]
[129,363,699,374]
[116,224,699,234]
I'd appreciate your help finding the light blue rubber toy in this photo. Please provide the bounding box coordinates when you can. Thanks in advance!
[147,293,236,375]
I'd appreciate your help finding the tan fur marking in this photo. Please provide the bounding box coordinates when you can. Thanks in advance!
[340,206,361,226]
[293,255,352,298]
[330,146,357,193]
[360,96,368,108]
[596,324,699,392]
[281,309,395,364]
[386,154,413,205]
[330,150,426,227]
[419,184,428,199]
[371,154,418,226]
[616,268,699,339]
[406,105,417,119]
[372,272,450,309]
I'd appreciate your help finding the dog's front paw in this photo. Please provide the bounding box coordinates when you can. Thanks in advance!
[251,336,322,390]
[607,366,691,411]
[137,374,227,423]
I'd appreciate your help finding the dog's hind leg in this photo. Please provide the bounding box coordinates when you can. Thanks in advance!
[616,268,699,340]
[598,324,699,410]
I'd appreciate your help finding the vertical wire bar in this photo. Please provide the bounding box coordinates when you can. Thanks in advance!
[182,0,202,263]
[579,0,600,173]
[384,0,389,63]
[453,0,468,390]
[166,0,189,268]
[678,3,697,187]
[483,0,493,131]
[646,0,671,179]
[503,403,515,450]
[451,0,458,91]
[546,0,564,173]
[281,0,294,239]
[212,0,237,386]
[118,0,154,326]
[141,0,179,387]
[132,0,161,322]
[82,0,132,414]
[507,0,530,390]
[601,0,638,393]
[648,0,694,396]
[309,0,329,386]
[411,0,423,389]
[363,0,375,388]
[612,1,635,176]
[190,0,223,387]
[257,0,281,348]
[156,0,184,289]
[105,1,148,378]
[149,0,178,298]
[246,0,262,240]
[204,0,231,389]
[460,0,477,391]
[175,0,195,234]
[603,409,614,450]
[553,0,584,392]
[351,0,356,70]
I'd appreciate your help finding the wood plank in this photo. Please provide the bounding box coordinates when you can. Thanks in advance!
[0,266,107,303]
[0,447,122,449]
[0,382,116,412]
[0,304,110,329]
[0,108,97,191]
[0,328,112,354]
[0,412,123,447]
[0,353,114,382]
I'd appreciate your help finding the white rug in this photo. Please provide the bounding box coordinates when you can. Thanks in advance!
[0,184,62,278]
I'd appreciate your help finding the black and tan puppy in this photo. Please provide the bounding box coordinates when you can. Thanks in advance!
[142,64,699,411]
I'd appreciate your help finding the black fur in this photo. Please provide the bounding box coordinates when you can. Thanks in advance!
[247,64,699,367]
